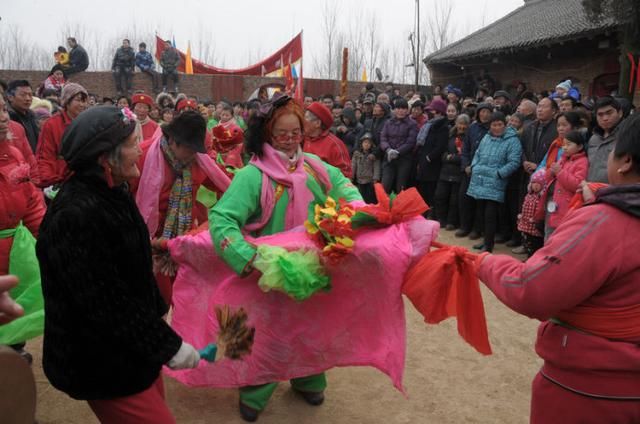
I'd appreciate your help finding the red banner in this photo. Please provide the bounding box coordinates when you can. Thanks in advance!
[155,32,302,76]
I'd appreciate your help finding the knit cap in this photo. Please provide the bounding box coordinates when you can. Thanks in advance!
[556,80,572,92]
[61,83,88,108]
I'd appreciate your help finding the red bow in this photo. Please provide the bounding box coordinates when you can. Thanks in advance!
[356,183,429,224]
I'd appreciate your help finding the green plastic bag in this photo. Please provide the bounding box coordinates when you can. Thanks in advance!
[0,222,44,345]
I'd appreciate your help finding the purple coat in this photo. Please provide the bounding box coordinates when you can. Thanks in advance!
[380,117,418,156]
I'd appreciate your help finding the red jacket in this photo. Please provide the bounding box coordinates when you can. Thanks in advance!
[140,119,159,143]
[547,151,588,228]
[0,143,46,274]
[129,139,223,238]
[8,121,37,178]
[303,130,352,178]
[480,201,640,398]
[35,110,73,188]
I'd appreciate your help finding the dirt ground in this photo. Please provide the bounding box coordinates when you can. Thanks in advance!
[31,230,540,424]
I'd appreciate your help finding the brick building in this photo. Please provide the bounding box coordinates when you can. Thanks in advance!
[0,70,416,103]
[424,0,624,100]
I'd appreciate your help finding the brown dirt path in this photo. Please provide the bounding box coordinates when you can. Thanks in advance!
[32,230,540,423]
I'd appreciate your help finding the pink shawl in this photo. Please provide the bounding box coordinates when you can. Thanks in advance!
[164,217,439,392]
[246,143,332,232]
[136,126,231,236]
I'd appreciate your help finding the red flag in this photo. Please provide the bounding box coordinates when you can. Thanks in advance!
[284,62,294,93]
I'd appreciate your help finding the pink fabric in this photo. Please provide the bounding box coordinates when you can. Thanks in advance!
[136,127,231,236]
[246,144,332,232]
[548,151,588,228]
[164,217,439,392]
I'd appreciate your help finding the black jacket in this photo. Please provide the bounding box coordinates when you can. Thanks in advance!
[439,132,464,183]
[8,104,40,153]
[112,46,136,70]
[520,119,558,165]
[416,116,449,182]
[37,175,181,400]
[69,45,89,71]
[461,121,489,169]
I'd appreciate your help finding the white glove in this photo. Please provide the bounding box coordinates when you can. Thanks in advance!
[386,149,399,161]
[167,342,200,370]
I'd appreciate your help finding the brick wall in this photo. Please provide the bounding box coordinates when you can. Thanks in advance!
[0,70,419,103]
[427,35,621,99]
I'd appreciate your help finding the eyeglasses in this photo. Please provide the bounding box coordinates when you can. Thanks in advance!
[272,130,303,143]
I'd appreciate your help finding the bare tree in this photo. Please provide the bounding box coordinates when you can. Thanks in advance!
[364,12,382,82]
[312,0,342,79]
[425,0,455,53]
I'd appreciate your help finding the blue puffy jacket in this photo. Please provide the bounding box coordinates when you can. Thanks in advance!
[467,126,522,203]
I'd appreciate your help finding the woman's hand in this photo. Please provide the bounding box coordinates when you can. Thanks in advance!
[579,180,596,204]
[0,275,24,325]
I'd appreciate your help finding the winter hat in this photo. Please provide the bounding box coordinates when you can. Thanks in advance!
[212,123,244,147]
[475,102,493,119]
[175,98,198,112]
[61,83,88,108]
[61,106,137,171]
[445,84,462,98]
[556,79,572,92]
[530,169,546,186]
[426,98,447,115]
[32,107,51,121]
[30,97,53,113]
[162,110,207,153]
[131,93,154,108]
[306,102,333,130]
[493,90,511,101]
[342,107,356,124]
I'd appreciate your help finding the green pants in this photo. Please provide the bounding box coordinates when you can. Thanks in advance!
[239,373,327,411]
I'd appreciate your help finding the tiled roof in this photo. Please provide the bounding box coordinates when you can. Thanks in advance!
[424,0,619,64]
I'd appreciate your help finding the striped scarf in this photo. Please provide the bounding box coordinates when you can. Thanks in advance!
[160,137,193,239]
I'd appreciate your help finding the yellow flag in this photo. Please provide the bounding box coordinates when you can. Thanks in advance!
[362,67,368,82]
[185,41,194,75]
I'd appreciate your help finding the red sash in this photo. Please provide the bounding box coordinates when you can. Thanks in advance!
[556,304,640,341]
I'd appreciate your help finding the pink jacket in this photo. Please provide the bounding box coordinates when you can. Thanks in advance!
[548,151,588,228]
[479,200,640,398]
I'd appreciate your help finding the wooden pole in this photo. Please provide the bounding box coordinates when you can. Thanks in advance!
[341,47,349,102]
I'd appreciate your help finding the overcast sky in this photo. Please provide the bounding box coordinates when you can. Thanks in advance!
[2,0,523,78]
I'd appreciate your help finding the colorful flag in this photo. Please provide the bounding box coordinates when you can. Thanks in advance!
[294,58,304,103]
[185,41,194,75]
[362,67,368,82]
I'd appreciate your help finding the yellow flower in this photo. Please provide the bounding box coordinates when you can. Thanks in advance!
[325,197,337,209]
[335,236,354,248]
[319,206,337,217]
[304,220,319,234]
[337,213,351,224]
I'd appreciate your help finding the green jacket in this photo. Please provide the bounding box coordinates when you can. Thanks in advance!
[210,155,362,275]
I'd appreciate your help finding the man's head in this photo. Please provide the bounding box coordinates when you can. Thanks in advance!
[139,42,147,52]
[303,96,314,108]
[6,80,33,113]
[162,110,207,163]
[517,99,537,118]
[559,95,576,113]
[392,98,409,119]
[493,90,511,107]
[165,40,172,49]
[536,97,557,123]
[595,96,623,133]
[67,37,78,49]
[377,93,390,105]
[122,39,130,48]
[305,102,333,137]
[322,94,335,110]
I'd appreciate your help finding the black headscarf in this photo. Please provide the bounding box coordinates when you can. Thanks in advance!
[61,106,136,175]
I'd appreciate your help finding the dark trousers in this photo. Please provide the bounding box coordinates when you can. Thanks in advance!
[382,155,412,195]
[435,180,460,227]
[522,233,544,257]
[63,65,85,78]
[417,180,438,218]
[113,66,133,93]
[141,69,160,91]
[162,69,179,91]
[459,174,480,233]
[357,182,376,204]
[477,199,500,251]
